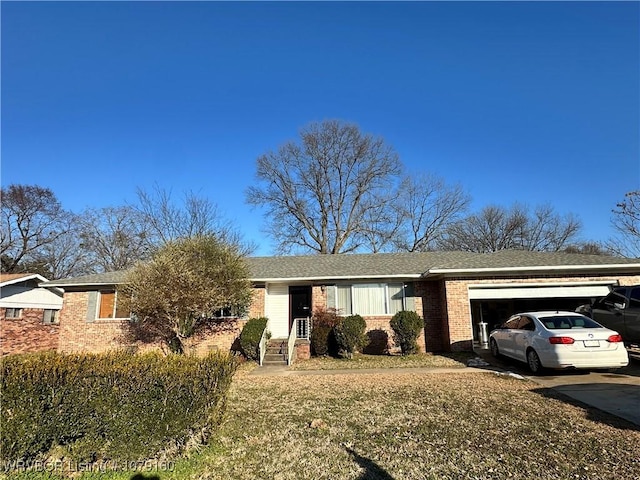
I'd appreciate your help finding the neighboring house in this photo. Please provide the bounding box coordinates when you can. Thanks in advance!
[1,273,64,355]
[41,250,640,359]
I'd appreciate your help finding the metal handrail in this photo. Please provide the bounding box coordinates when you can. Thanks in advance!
[258,319,271,366]
[295,316,311,340]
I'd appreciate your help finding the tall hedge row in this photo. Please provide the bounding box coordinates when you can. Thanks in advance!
[0,350,237,467]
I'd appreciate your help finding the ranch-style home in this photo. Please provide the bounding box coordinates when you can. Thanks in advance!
[39,250,640,361]
[1,273,64,355]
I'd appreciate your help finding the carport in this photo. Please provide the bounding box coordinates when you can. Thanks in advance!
[468,281,616,341]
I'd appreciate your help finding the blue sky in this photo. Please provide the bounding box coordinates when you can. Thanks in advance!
[2,1,639,256]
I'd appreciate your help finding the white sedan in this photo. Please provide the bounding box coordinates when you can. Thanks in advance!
[489,311,629,373]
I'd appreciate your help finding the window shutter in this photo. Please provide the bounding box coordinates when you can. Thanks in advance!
[86,291,98,322]
[405,282,415,311]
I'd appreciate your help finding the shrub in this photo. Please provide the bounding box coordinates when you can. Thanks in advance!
[333,314,367,359]
[239,317,269,361]
[310,325,332,356]
[0,350,237,467]
[390,311,424,355]
[363,329,390,355]
[310,307,340,356]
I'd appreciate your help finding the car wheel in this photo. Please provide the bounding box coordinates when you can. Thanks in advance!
[490,338,500,358]
[527,349,543,374]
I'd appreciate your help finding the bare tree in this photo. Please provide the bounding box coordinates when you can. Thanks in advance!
[438,204,581,253]
[393,173,470,252]
[607,190,640,257]
[0,184,68,273]
[564,242,610,256]
[135,185,255,255]
[246,120,402,254]
[31,212,94,279]
[79,206,152,272]
[516,204,582,252]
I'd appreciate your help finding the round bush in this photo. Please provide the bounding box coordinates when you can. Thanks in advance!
[333,314,367,358]
[239,317,269,361]
[390,311,424,355]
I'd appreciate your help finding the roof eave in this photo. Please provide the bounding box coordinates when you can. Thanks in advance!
[250,274,424,283]
[427,263,640,277]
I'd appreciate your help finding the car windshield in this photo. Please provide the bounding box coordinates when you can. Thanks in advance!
[539,315,601,329]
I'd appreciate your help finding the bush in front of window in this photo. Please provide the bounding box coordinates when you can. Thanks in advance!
[239,317,269,361]
[390,311,424,355]
[333,314,367,359]
[310,307,340,356]
[0,350,237,468]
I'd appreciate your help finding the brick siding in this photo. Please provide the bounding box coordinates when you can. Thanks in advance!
[58,290,251,356]
[52,273,640,358]
[1,308,59,355]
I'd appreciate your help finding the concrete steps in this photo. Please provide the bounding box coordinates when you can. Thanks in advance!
[262,339,288,366]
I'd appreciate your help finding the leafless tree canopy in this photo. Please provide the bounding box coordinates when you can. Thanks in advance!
[136,185,255,255]
[246,120,402,254]
[438,204,582,253]
[607,190,640,257]
[79,206,152,273]
[393,173,471,252]
[1,185,68,274]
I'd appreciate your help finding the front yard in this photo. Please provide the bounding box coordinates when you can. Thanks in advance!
[7,366,640,479]
[289,352,475,370]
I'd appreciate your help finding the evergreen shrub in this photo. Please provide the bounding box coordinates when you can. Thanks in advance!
[0,350,237,467]
[333,314,367,358]
[239,317,269,361]
[390,311,424,355]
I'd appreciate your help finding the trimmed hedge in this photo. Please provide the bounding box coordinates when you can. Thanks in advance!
[0,350,237,467]
[333,314,367,359]
[239,317,269,361]
[390,311,424,355]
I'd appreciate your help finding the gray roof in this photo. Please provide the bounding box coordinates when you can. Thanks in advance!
[42,250,640,287]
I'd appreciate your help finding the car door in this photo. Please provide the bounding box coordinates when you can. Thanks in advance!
[511,315,536,362]
[592,288,627,333]
[624,286,640,345]
[497,316,521,357]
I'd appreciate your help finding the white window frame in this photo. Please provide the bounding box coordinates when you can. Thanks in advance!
[43,309,60,324]
[335,283,406,316]
[5,308,22,319]
[98,290,129,320]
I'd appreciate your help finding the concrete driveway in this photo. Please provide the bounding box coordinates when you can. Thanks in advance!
[476,347,640,428]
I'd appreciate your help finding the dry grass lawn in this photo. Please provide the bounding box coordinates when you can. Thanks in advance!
[197,370,640,480]
[5,368,640,479]
[289,352,474,370]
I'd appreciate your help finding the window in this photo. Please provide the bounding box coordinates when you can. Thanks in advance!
[516,316,535,331]
[504,316,520,329]
[629,287,640,308]
[43,309,60,324]
[5,308,22,319]
[336,283,406,316]
[98,291,129,319]
[540,315,601,329]
[212,306,244,319]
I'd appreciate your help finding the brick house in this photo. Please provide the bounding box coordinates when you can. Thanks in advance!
[41,250,640,360]
[1,273,64,355]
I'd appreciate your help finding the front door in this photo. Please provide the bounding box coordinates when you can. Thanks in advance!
[289,286,312,331]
